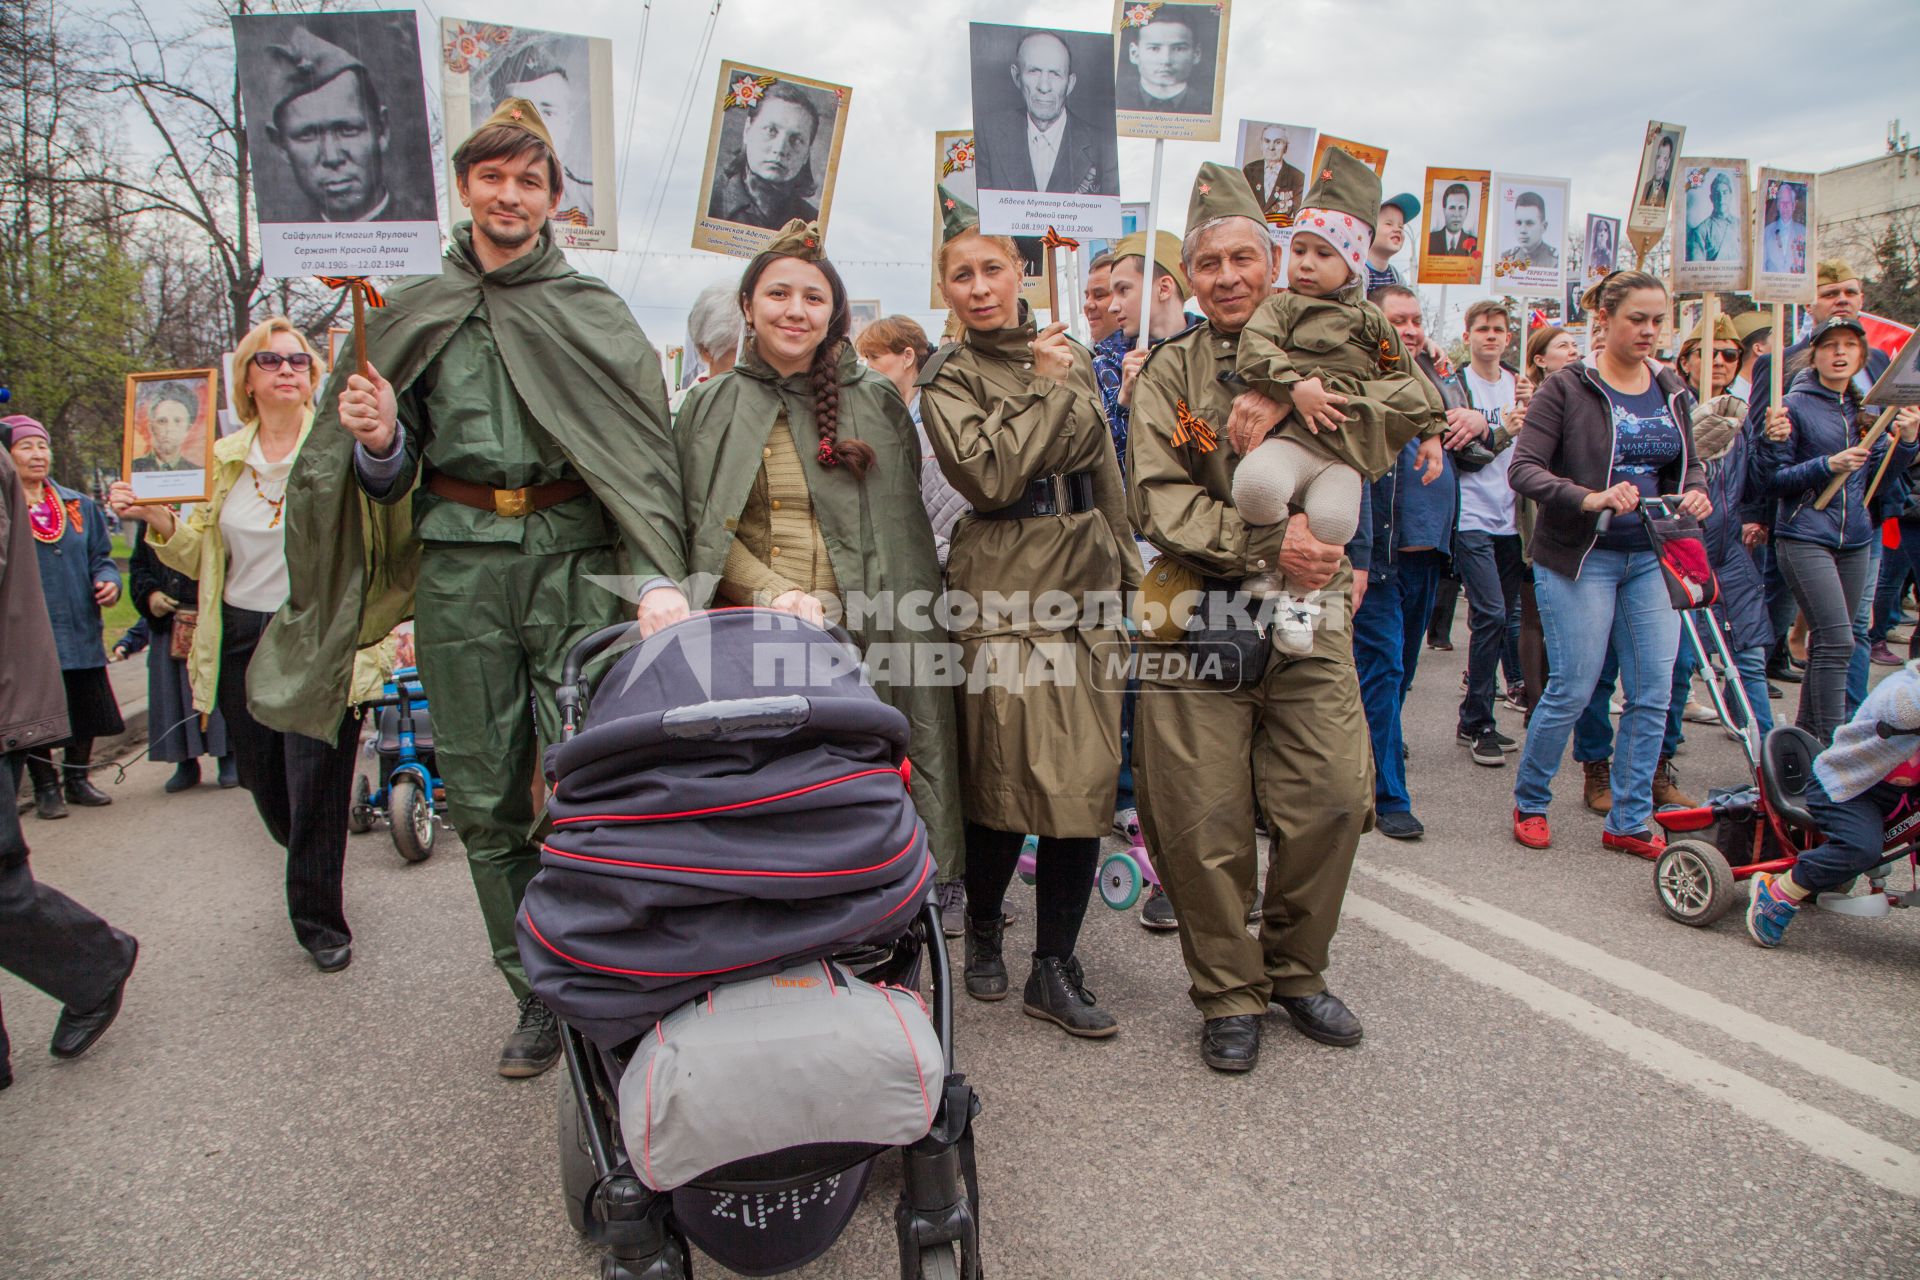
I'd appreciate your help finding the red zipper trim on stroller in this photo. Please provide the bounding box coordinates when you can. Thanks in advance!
[522,855,934,980]
[877,986,935,1127]
[539,829,919,878]
[551,765,909,826]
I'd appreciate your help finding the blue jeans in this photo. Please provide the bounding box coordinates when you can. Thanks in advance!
[1847,540,1881,714]
[1797,776,1904,894]
[1571,630,1694,763]
[1516,550,1682,837]
[1455,530,1526,735]
[1722,644,1776,736]
[1115,682,1137,812]
[1354,550,1444,814]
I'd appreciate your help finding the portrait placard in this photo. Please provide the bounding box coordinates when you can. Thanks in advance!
[1626,121,1685,248]
[232,10,442,278]
[1752,166,1816,305]
[1417,167,1489,287]
[692,61,851,260]
[968,23,1121,239]
[1583,214,1622,282]
[1310,134,1387,179]
[440,20,617,251]
[849,300,881,341]
[1112,1,1229,143]
[123,370,219,504]
[1864,334,1920,409]
[930,129,1049,309]
[1233,119,1315,245]
[1671,157,1749,292]
[1490,173,1568,299]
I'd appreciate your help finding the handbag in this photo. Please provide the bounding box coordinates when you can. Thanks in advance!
[1133,561,1269,688]
[1641,509,1719,611]
[168,610,198,660]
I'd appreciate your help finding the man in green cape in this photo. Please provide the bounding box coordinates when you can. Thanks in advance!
[250,98,688,1078]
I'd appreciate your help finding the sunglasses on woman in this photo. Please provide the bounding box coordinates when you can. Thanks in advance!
[251,351,315,371]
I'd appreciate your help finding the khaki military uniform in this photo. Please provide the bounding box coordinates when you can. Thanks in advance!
[1127,315,1375,1019]
[919,319,1138,837]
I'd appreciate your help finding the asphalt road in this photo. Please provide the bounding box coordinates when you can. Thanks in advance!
[4,638,1919,1279]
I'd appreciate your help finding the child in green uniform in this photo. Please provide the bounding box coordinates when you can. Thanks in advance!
[1231,148,1445,651]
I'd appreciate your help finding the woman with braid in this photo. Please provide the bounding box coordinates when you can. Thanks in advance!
[916,193,1137,1039]
[673,218,964,916]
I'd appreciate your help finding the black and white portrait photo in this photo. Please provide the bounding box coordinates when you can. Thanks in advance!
[929,129,1049,309]
[1584,214,1620,281]
[1627,120,1685,240]
[1112,1,1230,141]
[232,10,442,276]
[1233,119,1313,235]
[693,62,851,259]
[441,21,617,250]
[969,22,1121,239]
[1491,173,1568,298]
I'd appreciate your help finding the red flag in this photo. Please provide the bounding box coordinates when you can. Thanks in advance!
[1861,311,1913,361]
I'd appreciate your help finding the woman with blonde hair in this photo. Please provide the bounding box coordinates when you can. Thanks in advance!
[110,317,371,973]
[918,201,1137,1037]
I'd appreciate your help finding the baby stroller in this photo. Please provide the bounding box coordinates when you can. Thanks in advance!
[348,666,443,863]
[525,609,982,1280]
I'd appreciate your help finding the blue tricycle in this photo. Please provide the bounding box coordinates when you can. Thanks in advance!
[349,666,444,863]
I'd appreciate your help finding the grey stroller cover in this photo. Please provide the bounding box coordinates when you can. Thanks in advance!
[517,609,935,1048]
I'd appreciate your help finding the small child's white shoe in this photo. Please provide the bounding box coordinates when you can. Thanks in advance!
[1273,593,1322,654]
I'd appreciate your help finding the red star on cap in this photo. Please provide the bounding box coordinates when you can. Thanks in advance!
[943,198,955,210]
[1197,181,1211,194]
[1320,168,1332,181]
[510,107,523,120]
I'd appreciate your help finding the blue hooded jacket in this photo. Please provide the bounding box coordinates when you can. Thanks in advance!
[1760,368,1916,550]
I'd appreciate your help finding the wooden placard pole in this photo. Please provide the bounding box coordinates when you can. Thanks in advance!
[1814,413,1891,511]
[1769,302,1784,408]
[1044,244,1059,323]
[1695,292,1717,406]
[353,287,369,380]
[1135,138,1165,354]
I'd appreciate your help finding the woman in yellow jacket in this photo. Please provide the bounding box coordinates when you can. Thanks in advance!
[111,318,375,974]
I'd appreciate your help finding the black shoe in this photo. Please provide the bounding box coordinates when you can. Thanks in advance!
[1766,682,1784,700]
[164,761,201,794]
[1375,810,1424,840]
[1766,655,1803,684]
[936,879,966,939]
[1469,730,1508,767]
[498,995,561,1078]
[309,943,352,973]
[1021,955,1117,1038]
[1274,990,1363,1047]
[216,756,239,788]
[1428,638,1453,651]
[64,777,112,807]
[1138,884,1178,931]
[963,914,1009,1001]
[1200,1014,1260,1071]
[0,1059,11,1090]
[33,787,68,820]
[1457,725,1516,751]
[51,939,136,1060]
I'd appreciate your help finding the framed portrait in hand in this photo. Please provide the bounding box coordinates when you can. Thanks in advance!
[124,370,219,504]
[693,61,851,259]
[1625,120,1685,263]
[1234,119,1315,246]
[1417,167,1490,287]
[1583,214,1621,282]
[1491,173,1569,299]
[969,22,1121,239]
[1752,166,1815,304]
[1671,157,1749,292]
[1112,0,1230,142]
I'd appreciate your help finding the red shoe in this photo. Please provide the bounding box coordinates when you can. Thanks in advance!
[1601,828,1666,859]
[1512,809,1551,849]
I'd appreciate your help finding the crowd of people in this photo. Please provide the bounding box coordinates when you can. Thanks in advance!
[5,95,1917,1089]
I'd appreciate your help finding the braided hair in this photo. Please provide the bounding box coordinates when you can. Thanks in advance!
[739,249,875,479]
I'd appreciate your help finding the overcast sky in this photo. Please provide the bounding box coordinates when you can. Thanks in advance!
[117,0,1920,345]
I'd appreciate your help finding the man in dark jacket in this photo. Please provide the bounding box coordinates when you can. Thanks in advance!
[1347,284,1469,840]
[0,447,139,1088]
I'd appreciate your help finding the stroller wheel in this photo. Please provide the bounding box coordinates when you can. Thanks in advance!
[348,775,374,835]
[1098,852,1143,911]
[917,1243,962,1280]
[1655,839,1737,927]
[557,1071,595,1237]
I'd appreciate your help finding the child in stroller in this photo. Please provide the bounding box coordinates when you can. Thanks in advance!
[520,610,982,1279]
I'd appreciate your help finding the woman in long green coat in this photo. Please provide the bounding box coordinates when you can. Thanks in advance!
[917,220,1138,1039]
[674,220,963,904]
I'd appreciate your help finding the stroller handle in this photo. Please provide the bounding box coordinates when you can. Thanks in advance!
[663,695,812,741]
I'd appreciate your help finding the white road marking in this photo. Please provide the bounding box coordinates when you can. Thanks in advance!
[1355,861,1920,1121]
[1345,892,1920,1199]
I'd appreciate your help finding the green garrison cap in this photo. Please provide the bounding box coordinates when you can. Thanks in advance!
[1184,162,1266,238]
[938,184,980,244]
[1303,147,1382,231]
[262,26,367,125]
[764,217,826,261]
[473,95,557,155]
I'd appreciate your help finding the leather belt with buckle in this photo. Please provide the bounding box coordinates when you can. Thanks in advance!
[973,470,1098,521]
[425,473,590,518]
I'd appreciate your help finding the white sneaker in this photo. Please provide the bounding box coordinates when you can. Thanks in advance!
[1273,594,1322,654]
[1683,698,1719,724]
